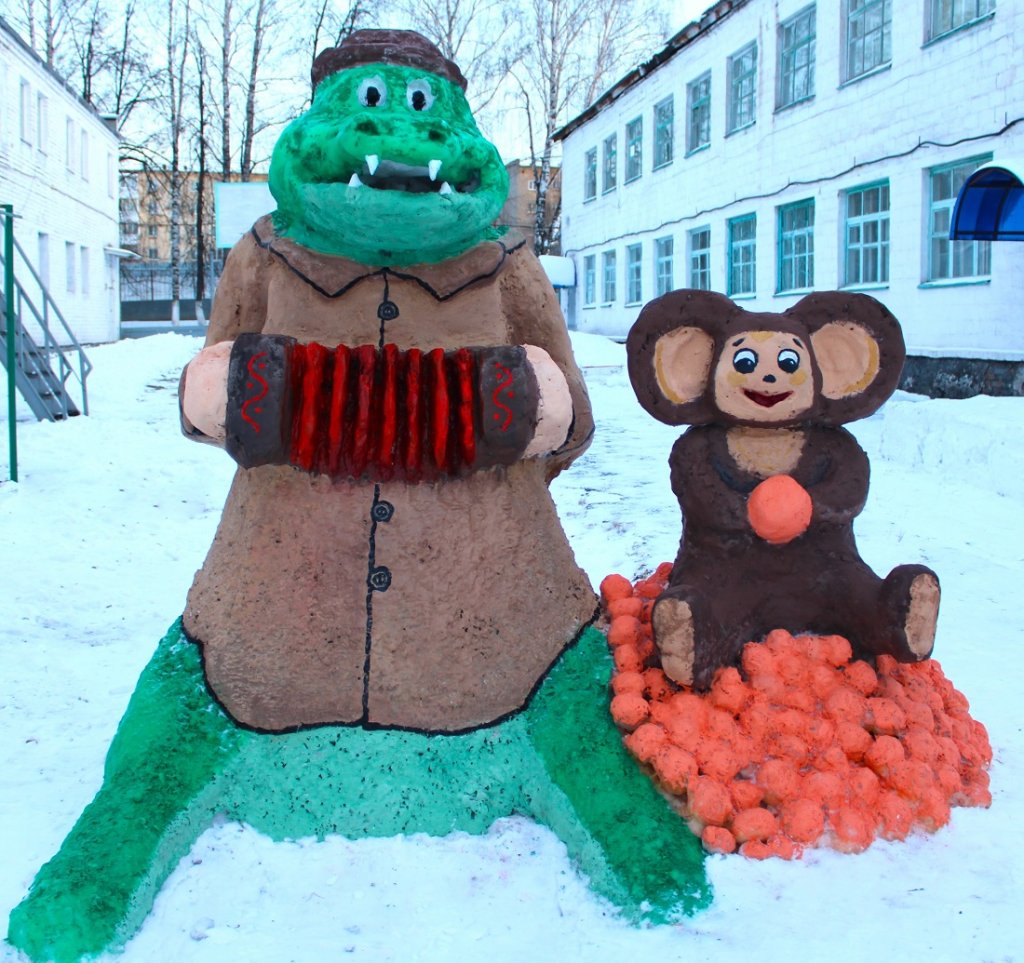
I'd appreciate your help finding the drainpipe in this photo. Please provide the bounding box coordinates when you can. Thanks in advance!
[3,205,17,482]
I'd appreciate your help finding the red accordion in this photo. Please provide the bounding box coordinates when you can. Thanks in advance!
[222,334,540,482]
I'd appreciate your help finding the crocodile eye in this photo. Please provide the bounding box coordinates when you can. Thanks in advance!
[406,78,434,111]
[777,348,800,373]
[358,76,387,107]
[733,348,758,374]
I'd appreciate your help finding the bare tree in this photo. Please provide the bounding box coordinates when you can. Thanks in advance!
[309,0,365,94]
[163,0,192,322]
[512,0,665,253]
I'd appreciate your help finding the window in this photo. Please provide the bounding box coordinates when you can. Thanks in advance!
[727,215,757,296]
[65,118,75,172]
[687,72,711,153]
[625,117,643,182]
[846,0,891,80]
[80,247,90,296]
[148,200,158,216]
[36,93,48,153]
[928,0,994,42]
[602,134,617,193]
[37,233,50,288]
[19,80,32,144]
[653,96,674,169]
[728,43,757,133]
[844,182,890,286]
[148,224,158,237]
[602,250,617,302]
[626,243,643,304]
[778,200,815,292]
[147,177,158,194]
[688,227,712,290]
[584,148,597,201]
[927,157,992,280]
[65,241,76,293]
[80,130,89,180]
[583,254,596,306]
[778,5,816,109]
[655,236,674,296]
[147,247,158,259]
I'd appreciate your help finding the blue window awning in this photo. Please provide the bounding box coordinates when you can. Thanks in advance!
[950,163,1024,241]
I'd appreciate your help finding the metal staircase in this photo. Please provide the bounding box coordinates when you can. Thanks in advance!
[0,227,91,421]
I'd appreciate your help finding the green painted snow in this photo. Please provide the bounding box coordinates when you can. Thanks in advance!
[7,622,709,963]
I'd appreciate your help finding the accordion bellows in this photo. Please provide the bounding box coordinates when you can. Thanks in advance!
[224,333,539,482]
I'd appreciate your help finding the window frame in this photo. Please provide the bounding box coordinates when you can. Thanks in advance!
[583,254,597,306]
[777,5,816,110]
[843,181,890,287]
[583,147,597,201]
[19,79,33,145]
[626,243,643,305]
[655,235,674,296]
[926,155,993,282]
[625,116,643,183]
[778,199,816,293]
[65,240,76,293]
[653,96,674,170]
[727,214,757,297]
[686,71,712,155]
[602,249,617,303]
[688,226,712,290]
[727,42,757,134]
[602,134,617,194]
[927,0,995,43]
[845,0,891,82]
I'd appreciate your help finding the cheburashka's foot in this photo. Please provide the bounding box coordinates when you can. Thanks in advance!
[883,564,941,662]
[652,594,696,686]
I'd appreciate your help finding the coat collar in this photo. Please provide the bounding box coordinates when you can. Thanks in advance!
[251,215,522,302]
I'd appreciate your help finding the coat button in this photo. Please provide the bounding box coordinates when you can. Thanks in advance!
[368,566,392,592]
[377,300,399,321]
[372,500,394,522]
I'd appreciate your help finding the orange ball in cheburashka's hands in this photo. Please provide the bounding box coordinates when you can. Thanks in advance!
[747,474,813,545]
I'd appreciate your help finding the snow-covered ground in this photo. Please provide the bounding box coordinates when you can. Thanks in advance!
[1,332,1021,962]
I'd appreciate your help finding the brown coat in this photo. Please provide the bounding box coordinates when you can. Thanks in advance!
[183,217,596,733]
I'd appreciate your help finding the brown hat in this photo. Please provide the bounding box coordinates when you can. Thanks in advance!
[312,29,467,92]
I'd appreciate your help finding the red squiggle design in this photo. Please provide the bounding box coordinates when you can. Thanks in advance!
[241,351,269,433]
[491,362,514,432]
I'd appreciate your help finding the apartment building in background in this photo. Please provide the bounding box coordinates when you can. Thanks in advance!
[0,16,121,344]
[557,0,1023,394]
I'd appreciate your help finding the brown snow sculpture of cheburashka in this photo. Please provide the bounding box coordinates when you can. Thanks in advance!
[626,289,940,691]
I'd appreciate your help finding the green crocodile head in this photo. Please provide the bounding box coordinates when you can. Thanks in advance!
[269,49,509,266]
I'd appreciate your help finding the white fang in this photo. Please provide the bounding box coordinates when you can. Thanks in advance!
[428,159,442,181]
[439,181,453,195]
[365,154,380,175]
[348,173,363,187]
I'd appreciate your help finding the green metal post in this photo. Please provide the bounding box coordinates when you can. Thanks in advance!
[3,204,17,482]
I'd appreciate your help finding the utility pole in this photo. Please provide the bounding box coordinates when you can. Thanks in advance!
[3,204,18,482]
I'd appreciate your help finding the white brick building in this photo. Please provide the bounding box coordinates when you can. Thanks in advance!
[0,17,121,345]
[557,0,1024,391]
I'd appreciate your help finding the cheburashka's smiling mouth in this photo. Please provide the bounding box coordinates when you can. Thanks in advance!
[743,389,794,408]
[335,154,481,195]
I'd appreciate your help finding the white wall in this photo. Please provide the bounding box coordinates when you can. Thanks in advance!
[560,0,1024,359]
[0,20,121,345]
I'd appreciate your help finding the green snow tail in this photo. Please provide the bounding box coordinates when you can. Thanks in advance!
[525,626,712,922]
[6,622,248,963]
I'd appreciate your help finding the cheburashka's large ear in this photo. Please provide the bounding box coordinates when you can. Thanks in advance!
[794,291,906,425]
[626,289,736,426]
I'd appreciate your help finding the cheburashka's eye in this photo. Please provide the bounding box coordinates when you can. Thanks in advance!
[777,348,801,373]
[732,348,758,374]
[406,78,434,111]
[358,76,387,107]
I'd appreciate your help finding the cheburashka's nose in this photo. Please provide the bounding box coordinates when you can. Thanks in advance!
[763,373,777,383]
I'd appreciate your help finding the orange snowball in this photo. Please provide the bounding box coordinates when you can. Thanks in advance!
[689,776,734,827]
[878,790,915,840]
[848,766,882,808]
[747,474,813,544]
[779,797,826,844]
[864,734,906,778]
[756,759,801,807]
[623,723,668,763]
[865,697,907,736]
[607,615,643,648]
[802,770,846,809]
[610,692,650,730]
[829,806,875,853]
[610,670,645,696]
[730,779,764,811]
[599,573,633,604]
[701,825,737,855]
[835,721,873,761]
[607,596,643,620]
[844,660,880,696]
[634,578,663,599]
[697,745,744,783]
[709,666,750,714]
[732,807,779,843]
[652,745,699,795]
[643,667,675,701]
[612,643,644,674]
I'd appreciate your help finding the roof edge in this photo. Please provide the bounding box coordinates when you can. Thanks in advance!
[553,0,746,143]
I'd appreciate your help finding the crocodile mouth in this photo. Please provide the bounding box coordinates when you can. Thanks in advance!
[743,389,793,408]
[341,155,480,195]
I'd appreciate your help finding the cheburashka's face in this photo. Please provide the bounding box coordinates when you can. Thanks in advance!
[712,330,815,424]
